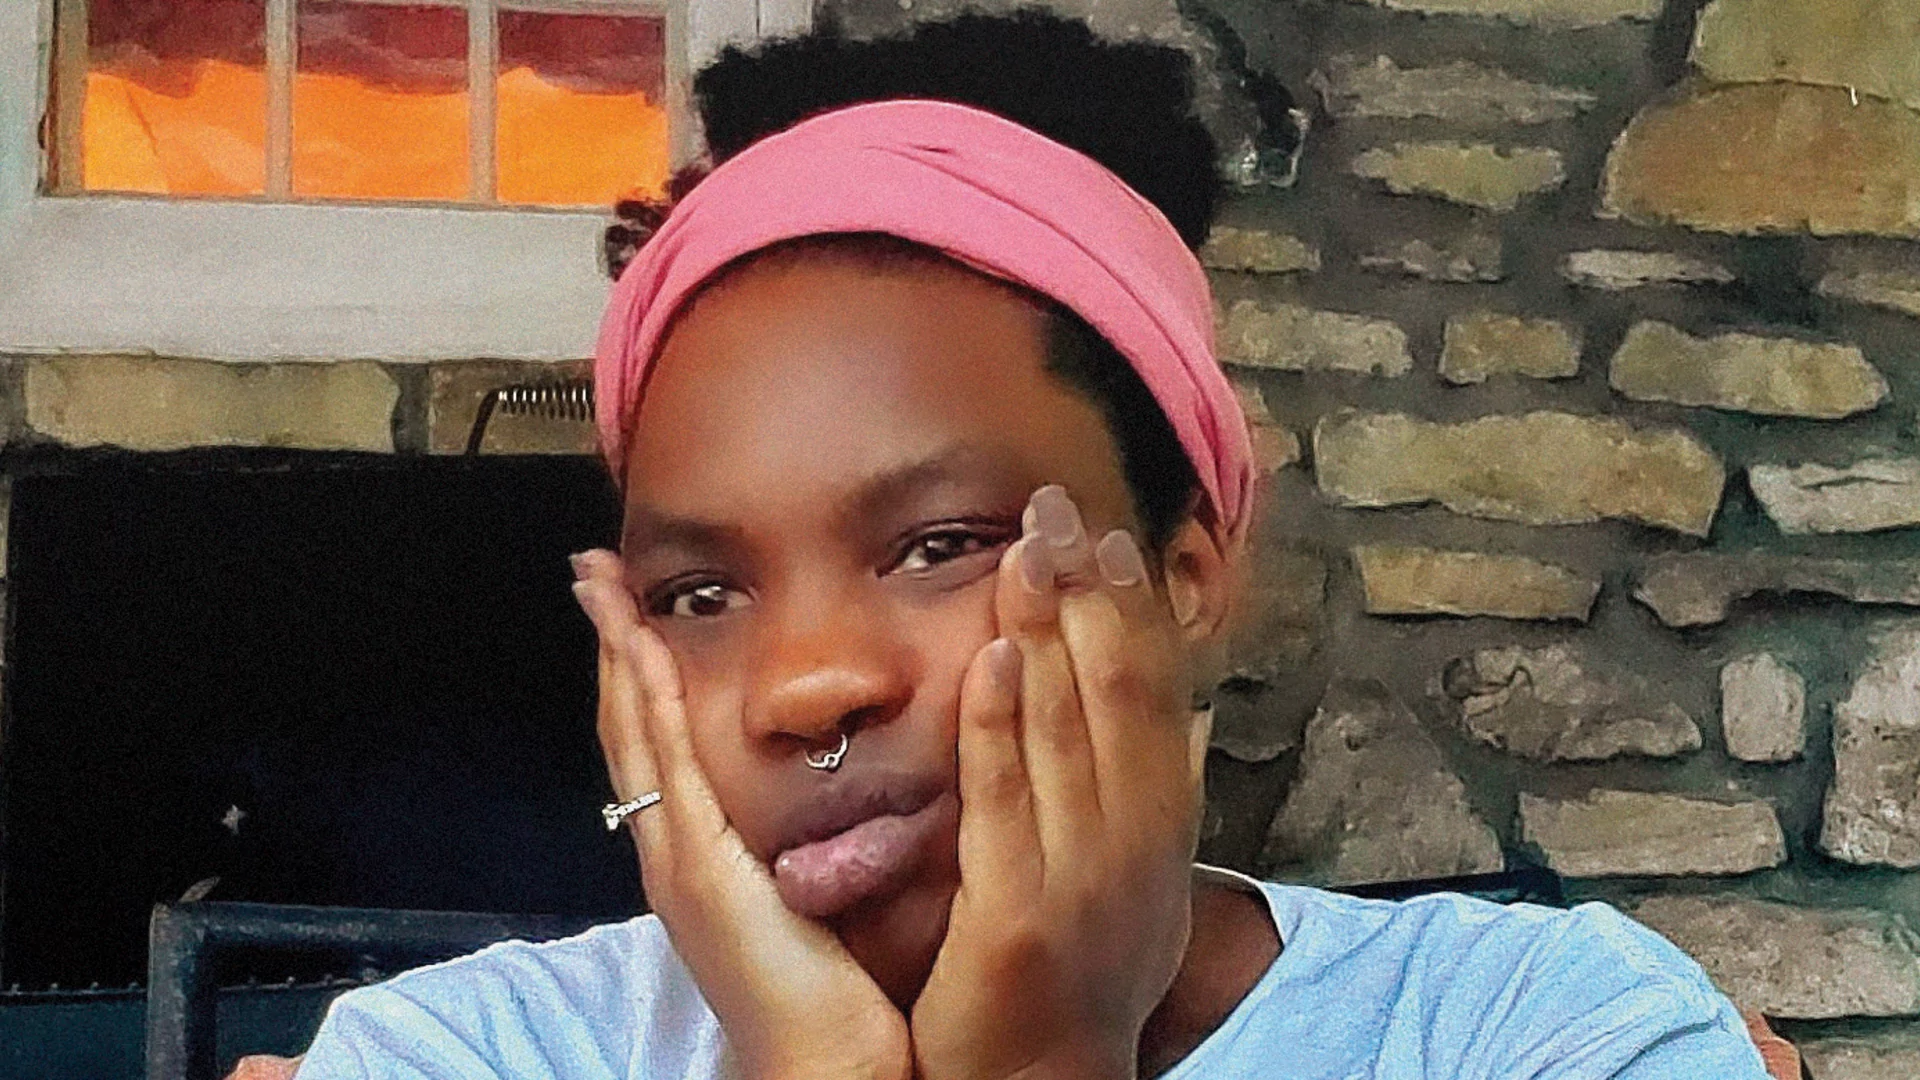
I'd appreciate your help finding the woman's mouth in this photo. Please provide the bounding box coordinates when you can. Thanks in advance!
[772,791,957,920]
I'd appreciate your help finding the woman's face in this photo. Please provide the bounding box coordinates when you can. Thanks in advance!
[619,249,1160,1006]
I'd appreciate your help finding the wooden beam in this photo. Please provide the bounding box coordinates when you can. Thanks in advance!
[265,0,294,197]
[48,0,89,194]
[469,0,498,202]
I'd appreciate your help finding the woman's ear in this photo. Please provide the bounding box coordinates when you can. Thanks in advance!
[1158,515,1241,648]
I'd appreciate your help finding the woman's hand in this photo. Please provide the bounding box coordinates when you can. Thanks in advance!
[223,1055,301,1080]
[910,487,1208,1080]
[572,551,913,1080]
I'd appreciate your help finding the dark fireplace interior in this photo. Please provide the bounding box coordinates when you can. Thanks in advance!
[1,453,640,991]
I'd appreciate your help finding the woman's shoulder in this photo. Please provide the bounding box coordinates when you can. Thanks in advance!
[295,914,721,1079]
[1182,867,1765,1077]
[1255,872,1722,996]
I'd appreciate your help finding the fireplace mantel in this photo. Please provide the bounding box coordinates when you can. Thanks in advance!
[3,354,597,457]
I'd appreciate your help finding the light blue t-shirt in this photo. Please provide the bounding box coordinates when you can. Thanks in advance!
[294,867,1769,1079]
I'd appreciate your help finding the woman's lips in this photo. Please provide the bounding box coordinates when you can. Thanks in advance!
[773,793,956,920]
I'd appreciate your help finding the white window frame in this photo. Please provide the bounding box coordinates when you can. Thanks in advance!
[0,0,806,362]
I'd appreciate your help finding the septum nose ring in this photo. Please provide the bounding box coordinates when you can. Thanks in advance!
[805,732,850,772]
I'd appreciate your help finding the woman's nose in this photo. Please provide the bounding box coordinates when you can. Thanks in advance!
[746,594,913,751]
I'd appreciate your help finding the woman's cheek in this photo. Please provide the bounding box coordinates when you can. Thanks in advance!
[895,569,1002,729]
[647,618,751,733]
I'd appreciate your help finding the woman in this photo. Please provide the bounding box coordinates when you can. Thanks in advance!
[283,11,1776,1078]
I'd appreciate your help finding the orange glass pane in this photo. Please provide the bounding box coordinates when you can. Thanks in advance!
[496,11,668,207]
[293,1,468,201]
[81,0,267,196]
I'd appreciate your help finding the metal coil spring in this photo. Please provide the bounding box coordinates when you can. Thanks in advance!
[466,377,595,454]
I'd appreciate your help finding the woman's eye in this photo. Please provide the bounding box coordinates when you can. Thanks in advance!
[895,529,998,574]
[657,580,749,619]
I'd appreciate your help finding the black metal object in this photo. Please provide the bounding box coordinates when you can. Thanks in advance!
[146,901,608,1080]
[464,378,595,454]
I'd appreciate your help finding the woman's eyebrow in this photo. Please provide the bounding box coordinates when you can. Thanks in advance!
[840,446,1025,529]
[621,505,751,557]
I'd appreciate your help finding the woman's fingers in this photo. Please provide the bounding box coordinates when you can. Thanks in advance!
[626,617,737,852]
[1057,528,1194,821]
[916,488,1199,1080]
[1000,487,1194,834]
[954,637,1040,902]
[995,493,1102,846]
[572,552,738,870]
[571,550,671,859]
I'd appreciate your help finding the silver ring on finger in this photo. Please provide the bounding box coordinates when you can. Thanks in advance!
[601,790,662,831]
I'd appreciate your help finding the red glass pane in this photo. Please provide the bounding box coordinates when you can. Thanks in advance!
[293,1,469,201]
[82,0,268,196]
[496,10,668,207]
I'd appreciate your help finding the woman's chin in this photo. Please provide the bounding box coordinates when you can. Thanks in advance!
[833,874,959,1012]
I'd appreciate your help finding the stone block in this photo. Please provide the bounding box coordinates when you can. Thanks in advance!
[1802,1033,1920,1080]
[1601,83,1920,239]
[23,356,397,452]
[1609,320,1888,419]
[1199,227,1320,274]
[1693,0,1920,113]
[1250,426,1302,475]
[1219,301,1413,377]
[1311,55,1595,125]
[1823,624,1920,868]
[1350,0,1660,28]
[1263,680,1503,887]
[1520,790,1785,877]
[1231,381,1302,473]
[1353,545,1599,621]
[1819,266,1920,320]
[1720,654,1806,763]
[427,360,596,456]
[1633,553,1920,627]
[1360,234,1504,283]
[1352,142,1566,212]
[1750,458,1920,534]
[1630,895,1920,1018]
[1439,644,1702,761]
[1213,545,1328,763]
[1562,249,1735,290]
[1313,411,1725,536]
[1439,312,1581,385]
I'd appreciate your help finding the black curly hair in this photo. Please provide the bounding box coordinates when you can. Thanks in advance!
[609,8,1221,551]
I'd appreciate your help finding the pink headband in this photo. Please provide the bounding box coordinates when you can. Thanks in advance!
[594,98,1254,541]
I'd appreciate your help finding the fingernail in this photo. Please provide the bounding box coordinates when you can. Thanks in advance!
[1017,536,1053,593]
[1095,530,1146,587]
[1031,485,1082,549]
[983,637,1021,692]
[571,580,604,623]
[569,552,591,581]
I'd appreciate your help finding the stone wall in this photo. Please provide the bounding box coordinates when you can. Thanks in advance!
[829,0,1920,1071]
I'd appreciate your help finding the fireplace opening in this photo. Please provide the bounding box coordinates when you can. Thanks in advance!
[1,452,640,990]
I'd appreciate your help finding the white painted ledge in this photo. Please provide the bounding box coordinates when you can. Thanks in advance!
[0,197,612,362]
